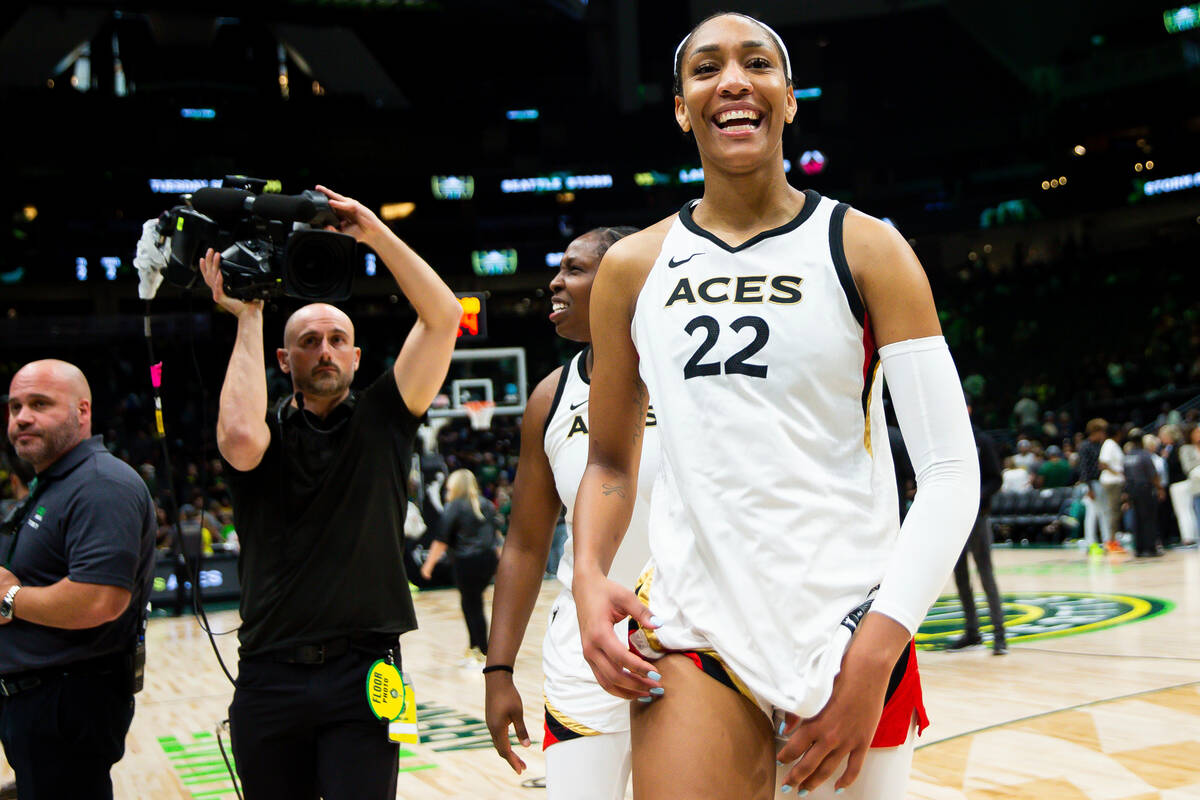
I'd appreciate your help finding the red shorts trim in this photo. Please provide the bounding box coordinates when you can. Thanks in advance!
[871,640,928,747]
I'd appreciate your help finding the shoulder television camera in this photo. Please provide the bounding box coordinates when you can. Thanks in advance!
[159,177,357,301]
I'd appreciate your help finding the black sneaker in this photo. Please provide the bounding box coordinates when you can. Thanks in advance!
[944,634,983,651]
[992,642,1008,656]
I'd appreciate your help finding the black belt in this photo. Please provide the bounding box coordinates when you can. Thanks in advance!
[0,652,127,697]
[266,635,399,665]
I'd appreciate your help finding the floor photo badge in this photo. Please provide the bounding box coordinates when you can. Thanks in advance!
[917,591,1172,650]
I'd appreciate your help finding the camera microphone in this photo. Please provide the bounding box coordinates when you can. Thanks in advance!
[191,188,334,227]
[190,188,254,222]
[250,193,320,225]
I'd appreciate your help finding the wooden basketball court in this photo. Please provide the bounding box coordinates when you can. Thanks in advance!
[3,546,1197,799]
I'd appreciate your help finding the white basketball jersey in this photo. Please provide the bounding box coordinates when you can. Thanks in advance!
[543,348,658,590]
[630,191,900,717]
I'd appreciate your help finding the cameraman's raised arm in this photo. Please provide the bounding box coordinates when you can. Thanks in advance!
[316,186,462,416]
[200,250,271,471]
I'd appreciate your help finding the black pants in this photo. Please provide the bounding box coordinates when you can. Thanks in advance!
[229,640,401,800]
[454,551,497,653]
[953,511,1006,647]
[1128,484,1160,556]
[0,666,135,799]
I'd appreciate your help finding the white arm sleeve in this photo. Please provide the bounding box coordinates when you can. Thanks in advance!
[871,335,979,634]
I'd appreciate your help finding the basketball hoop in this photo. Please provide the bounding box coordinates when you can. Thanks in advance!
[463,400,495,431]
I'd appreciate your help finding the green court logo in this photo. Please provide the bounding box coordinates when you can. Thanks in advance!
[917,591,1172,650]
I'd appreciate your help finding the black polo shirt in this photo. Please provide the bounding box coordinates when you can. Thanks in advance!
[225,371,421,658]
[0,436,156,674]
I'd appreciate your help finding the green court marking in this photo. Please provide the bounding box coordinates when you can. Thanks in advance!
[917,591,1173,650]
[160,722,442,796]
[158,733,240,799]
[160,700,532,794]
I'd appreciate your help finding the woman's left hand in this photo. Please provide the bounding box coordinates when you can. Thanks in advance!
[775,648,890,794]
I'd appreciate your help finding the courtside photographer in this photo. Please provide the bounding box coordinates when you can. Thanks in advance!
[202,184,462,800]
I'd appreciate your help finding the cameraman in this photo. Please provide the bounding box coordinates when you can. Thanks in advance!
[200,185,462,800]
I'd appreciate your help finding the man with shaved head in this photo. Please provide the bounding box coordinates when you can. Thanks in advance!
[1,359,156,798]
[200,185,463,799]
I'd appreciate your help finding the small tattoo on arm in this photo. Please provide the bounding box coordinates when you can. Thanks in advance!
[632,381,648,443]
[602,483,627,498]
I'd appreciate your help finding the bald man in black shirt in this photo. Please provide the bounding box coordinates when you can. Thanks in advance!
[202,186,463,800]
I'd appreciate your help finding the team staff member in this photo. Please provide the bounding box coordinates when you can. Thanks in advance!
[202,185,462,800]
[1,360,156,799]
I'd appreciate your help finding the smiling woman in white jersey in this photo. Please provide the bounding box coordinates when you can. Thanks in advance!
[570,13,979,800]
[483,227,659,800]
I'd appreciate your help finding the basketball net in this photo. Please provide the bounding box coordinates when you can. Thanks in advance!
[463,400,495,431]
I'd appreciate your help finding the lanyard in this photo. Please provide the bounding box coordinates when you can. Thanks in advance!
[2,476,48,570]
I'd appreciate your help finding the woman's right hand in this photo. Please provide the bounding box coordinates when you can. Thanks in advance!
[199,248,262,317]
[573,572,663,700]
[484,673,531,774]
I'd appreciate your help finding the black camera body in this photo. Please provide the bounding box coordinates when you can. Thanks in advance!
[161,179,357,302]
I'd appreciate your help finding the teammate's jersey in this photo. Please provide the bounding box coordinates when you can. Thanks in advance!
[541,347,659,738]
[629,191,900,718]
[544,347,658,590]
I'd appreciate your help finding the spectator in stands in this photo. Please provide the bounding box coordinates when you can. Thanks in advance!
[1057,411,1075,440]
[1036,445,1073,489]
[1001,457,1033,493]
[1012,389,1040,435]
[1012,439,1039,472]
[1123,430,1163,557]
[0,455,34,518]
[1162,424,1196,545]
[1077,420,1103,552]
[1144,433,1179,545]
[1096,419,1127,553]
[1180,425,1200,542]
[1040,411,1059,442]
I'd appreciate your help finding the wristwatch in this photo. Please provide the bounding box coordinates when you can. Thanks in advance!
[0,585,20,619]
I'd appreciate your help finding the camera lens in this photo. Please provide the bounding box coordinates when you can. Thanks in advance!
[283,230,355,301]
[289,236,341,295]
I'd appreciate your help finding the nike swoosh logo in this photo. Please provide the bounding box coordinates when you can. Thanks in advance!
[668,252,704,268]
[569,401,586,410]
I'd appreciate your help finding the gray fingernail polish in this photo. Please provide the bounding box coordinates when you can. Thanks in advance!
[637,696,653,703]
[835,789,845,795]
[648,670,662,681]
[650,687,665,695]
[778,721,787,736]
[649,615,664,627]
[780,787,791,795]
[798,791,809,798]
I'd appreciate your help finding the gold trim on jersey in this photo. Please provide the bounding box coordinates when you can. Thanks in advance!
[863,361,881,455]
[543,696,603,737]
[632,567,759,707]
[633,565,665,652]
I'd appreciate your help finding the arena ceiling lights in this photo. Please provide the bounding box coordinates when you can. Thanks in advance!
[471,249,518,276]
[431,175,474,200]
[1163,4,1200,33]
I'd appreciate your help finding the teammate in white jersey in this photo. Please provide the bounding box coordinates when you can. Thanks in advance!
[484,227,659,800]
[571,13,979,800]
